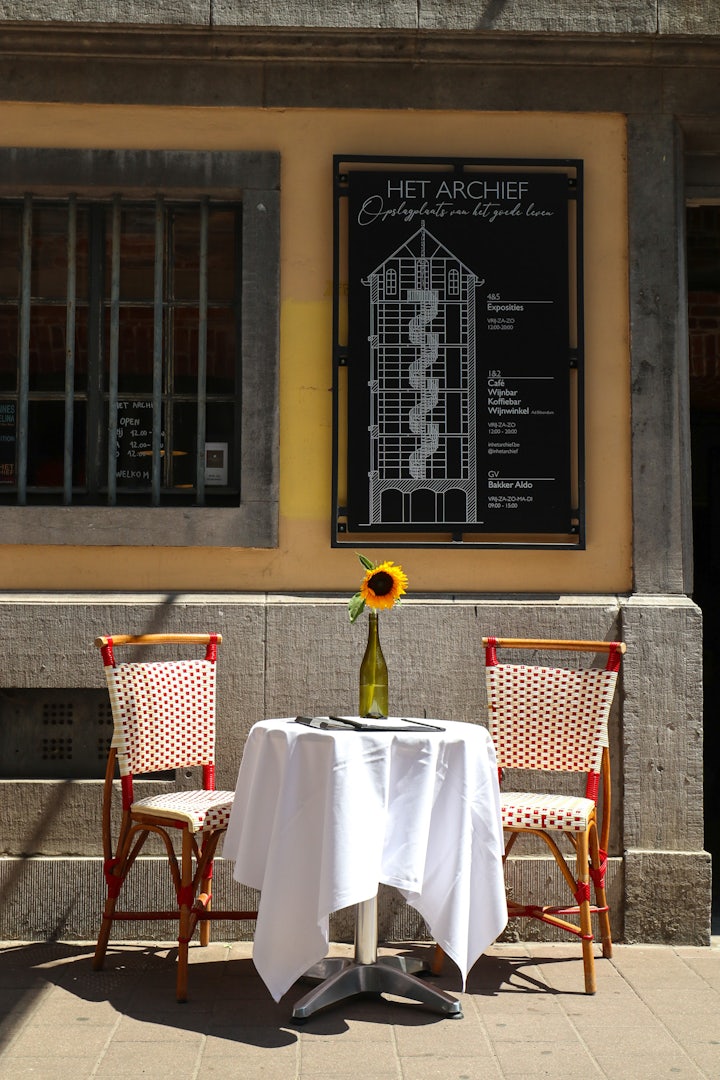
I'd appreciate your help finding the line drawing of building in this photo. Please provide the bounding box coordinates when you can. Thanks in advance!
[362,220,479,526]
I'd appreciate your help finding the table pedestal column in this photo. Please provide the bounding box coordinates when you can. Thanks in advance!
[291,895,463,1020]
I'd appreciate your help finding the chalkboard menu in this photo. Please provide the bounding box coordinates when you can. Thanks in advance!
[0,401,16,485]
[115,401,162,485]
[335,158,584,546]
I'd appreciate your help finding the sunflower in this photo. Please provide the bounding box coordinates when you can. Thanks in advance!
[348,554,408,623]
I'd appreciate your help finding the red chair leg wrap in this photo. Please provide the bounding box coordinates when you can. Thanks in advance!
[103,858,123,898]
[589,849,608,890]
[574,881,591,904]
[178,886,194,908]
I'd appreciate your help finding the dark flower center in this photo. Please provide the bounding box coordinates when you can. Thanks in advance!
[369,571,393,596]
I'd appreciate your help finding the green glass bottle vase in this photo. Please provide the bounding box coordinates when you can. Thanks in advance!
[359,610,389,719]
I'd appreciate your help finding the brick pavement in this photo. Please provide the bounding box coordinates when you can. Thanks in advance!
[0,938,718,1079]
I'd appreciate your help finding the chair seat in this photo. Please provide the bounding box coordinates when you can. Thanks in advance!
[501,791,596,833]
[131,789,235,834]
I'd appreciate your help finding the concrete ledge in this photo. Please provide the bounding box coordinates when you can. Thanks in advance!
[1,25,720,115]
[0,856,424,944]
[0,854,624,945]
[0,856,259,941]
[0,851,710,947]
[500,855,624,943]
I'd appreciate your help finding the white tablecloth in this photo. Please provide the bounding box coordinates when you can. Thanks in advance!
[224,717,508,1002]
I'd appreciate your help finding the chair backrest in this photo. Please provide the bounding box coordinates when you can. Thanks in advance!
[484,637,624,777]
[96,634,221,779]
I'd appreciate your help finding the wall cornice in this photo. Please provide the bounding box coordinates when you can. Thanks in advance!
[0,27,719,138]
[0,26,719,66]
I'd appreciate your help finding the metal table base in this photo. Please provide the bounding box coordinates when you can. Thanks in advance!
[291,895,463,1020]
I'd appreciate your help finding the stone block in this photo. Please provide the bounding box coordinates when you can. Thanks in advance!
[418,1,657,33]
[0,0,210,22]
[659,1,720,35]
[212,1,417,28]
[624,849,712,945]
[620,596,704,850]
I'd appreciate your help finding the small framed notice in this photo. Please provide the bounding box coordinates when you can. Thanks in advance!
[205,442,228,486]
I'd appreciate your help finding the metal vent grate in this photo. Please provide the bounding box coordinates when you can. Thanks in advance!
[1,689,118,779]
[41,735,73,761]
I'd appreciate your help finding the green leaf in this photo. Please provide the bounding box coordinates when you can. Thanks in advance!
[348,593,366,623]
[356,552,375,571]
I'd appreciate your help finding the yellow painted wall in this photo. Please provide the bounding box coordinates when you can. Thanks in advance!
[0,105,630,594]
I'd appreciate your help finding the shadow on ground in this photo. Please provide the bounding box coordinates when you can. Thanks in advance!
[0,939,577,1050]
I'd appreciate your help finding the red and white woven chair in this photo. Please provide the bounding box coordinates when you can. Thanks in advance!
[92,633,257,1001]
[433,636,625,994]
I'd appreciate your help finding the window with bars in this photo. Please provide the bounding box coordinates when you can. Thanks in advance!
[1,196,240,506]
[0,148,279,546]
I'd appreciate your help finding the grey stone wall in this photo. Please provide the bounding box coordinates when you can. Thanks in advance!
[0,2,718,36]
[0,593,709,945]
[0,0,713,952]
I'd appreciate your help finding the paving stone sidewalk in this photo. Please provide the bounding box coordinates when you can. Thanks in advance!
[0,938,718,1079]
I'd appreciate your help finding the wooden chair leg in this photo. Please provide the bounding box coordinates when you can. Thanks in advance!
[93,895,117,971]
[176,829,194,1003]
[199,845,213,948]
[589,826,612,959]
[576,831,596,995]
[597,902,612,960]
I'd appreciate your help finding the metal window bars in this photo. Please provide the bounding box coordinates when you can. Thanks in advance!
[8,193,227,507]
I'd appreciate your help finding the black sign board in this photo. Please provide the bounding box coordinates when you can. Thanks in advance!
[336,158,583,545]
[115,401,163,486]
[0,401,16,485]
